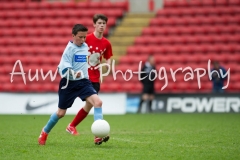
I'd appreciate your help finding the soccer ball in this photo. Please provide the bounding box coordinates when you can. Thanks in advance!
[91,119,110,138]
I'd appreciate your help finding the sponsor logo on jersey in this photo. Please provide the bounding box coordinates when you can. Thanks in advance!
[75,55,87,62]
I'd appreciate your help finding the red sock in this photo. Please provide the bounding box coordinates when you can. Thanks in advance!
[70,108,88,127]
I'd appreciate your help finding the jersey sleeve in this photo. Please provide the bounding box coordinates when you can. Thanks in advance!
[58,47,73,75]
[103,41,113,60]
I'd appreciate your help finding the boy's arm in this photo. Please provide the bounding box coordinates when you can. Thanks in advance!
[103,42,113,70]
[59,47,80,78]
[105,58,111,70]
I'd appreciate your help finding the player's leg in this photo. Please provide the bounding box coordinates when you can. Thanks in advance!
[148,84,155,113]
[137,93,148,113]
[148,94,154,113]
[87,83,109,144]
[138,82,153,113]
[86,94,103,121]
[67,82,100,132]
[44,109,66,133]
[91,82,102,120]
[38,108,67,145]
[84,94,109,145]
[67,101,93,135]
[38,78,76,145]
[86,94,109,145]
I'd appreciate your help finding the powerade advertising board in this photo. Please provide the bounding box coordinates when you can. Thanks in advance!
[127,93,240,113]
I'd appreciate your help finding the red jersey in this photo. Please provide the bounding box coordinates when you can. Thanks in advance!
[86,33,113,82]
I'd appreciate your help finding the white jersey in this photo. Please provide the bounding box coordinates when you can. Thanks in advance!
[58,41,89,80]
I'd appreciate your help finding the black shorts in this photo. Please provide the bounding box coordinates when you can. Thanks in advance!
[91,82,100,93]
[58,78,97,109]
[142,84,155,94]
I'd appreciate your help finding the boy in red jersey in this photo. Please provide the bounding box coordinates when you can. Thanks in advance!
[86,14,113,90]
[66,14,113,145]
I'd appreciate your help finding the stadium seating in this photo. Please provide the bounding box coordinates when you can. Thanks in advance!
[1,0,239,93]
[0,0,127,92]
[110,0,240,93]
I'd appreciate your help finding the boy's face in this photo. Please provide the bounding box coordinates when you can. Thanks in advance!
[72,31,87,46]
[149,56,155,66]
[213,61,220,69]
[94,19,107,33]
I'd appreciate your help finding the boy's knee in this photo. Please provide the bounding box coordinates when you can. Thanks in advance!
[94,99,102,107]
[57,113,65,118]
[57,111,66,118]
[83,103,93,112]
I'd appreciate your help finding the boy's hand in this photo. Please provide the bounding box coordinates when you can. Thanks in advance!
[76,72,81,78]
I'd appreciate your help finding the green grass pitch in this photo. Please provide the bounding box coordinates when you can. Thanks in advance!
[0,114,239,160]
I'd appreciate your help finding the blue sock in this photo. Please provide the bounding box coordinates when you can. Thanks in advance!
[94,107,103,121]
[43,112,59,134]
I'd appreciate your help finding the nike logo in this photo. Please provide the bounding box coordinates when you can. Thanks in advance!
[25,100,58,111]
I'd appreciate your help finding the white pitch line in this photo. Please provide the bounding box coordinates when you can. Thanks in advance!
[111,137,152,144]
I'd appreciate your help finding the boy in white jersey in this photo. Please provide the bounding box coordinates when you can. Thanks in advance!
[38,24,103,145]
[66,14,112,145]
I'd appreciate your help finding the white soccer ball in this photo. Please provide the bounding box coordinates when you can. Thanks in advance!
[91,119,110,138]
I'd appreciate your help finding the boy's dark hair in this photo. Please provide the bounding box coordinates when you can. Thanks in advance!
[93,14,108,24]
[72,24,88,35]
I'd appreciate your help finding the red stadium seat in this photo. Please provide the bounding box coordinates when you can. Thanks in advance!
[106,9,124,18]
[114,65,131,72]
[121,83,134,92]
[142,28,153,36]
[133,82,142,93]
[188,0,202,7]
[99,83,109,92]
[146,24,240,36]
[164,1,178,8]
[180,27,195,35]
[215,0,228,6]
[165,8,182,17]
[100,1,113,9]
[27,83,43,93]
[155,55,171,63]
[114,2,128,11]
[38,2,52,9]
[0,76,10,84]
[107,83,121,92]
[127,46,139,55]
[14,83,28,92]
[229,0,240,5]
[103,76,113,84]
[0,3,14,10]
[231,74,240,82]
[154,27,169,35]
[119,56,134,65]
[41,83,55,92]
[175,82,190,93]
[134,37,146,45]
[27,2,42,10]
[138,46,153,55]
[201,0,215,7]
[225,63,239,73]
[2,83,15,92]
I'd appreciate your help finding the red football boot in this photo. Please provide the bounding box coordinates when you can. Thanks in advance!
[66,124,79,136]
[38,129,48,145]
[94,135,110,145]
